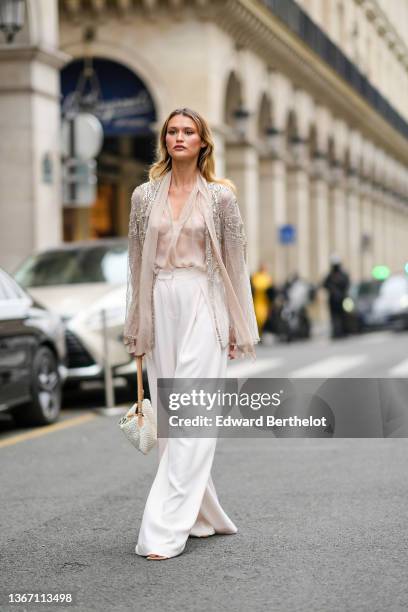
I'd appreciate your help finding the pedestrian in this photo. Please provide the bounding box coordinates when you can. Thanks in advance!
[123,107,259,560]
[250,262,274,338]
[322,255,350,338]
[263,282,278,336]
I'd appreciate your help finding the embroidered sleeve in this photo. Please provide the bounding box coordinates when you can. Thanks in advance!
[123,186,143,356]
[221,191,247,262]
[220,188,260,357]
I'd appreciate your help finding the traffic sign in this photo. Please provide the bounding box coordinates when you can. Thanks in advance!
[62,158,97,206]
[63,158,97,184]
[61,113,104,160]
[278,224,296,245]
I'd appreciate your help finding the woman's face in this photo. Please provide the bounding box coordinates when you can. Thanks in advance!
[165,115,205,163]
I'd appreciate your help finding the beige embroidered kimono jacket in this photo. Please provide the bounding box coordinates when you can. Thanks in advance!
[123,170,260,360]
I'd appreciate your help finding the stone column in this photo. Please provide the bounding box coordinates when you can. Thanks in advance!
[328,164,348,265]
[382,190,394,273]
[398,202,408,273]
[345,171,362,281]
[372,184,385,266]
[286,142,311,280]
[0,1,69,272]
[307,153,330,324]
[393,202,403,273]
[259,156,277,276]
[360,179,375,279]
[309,153,330,283]
[225,142,260,272]
[269,157,288,284]
[392,197,399,274]
[211,126,226,178]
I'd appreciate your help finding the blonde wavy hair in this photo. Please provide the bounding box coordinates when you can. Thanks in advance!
[148,107,236,193]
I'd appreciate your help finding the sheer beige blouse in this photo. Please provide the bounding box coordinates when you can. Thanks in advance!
[154,194,206,272]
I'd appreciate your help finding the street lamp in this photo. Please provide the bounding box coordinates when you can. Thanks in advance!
[290,134,307,164]
[61,27,102,119]
[312,150,327,177]
[0,0,25,44]
[233,105,250,140]
[265,126,282,156]
[74,57,103,114]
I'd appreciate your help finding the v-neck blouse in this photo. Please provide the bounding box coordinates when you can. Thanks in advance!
[154,194,206,272]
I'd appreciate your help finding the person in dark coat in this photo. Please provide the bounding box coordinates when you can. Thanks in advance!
[322,255,350,338]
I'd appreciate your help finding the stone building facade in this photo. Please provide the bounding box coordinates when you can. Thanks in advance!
[0,0,407,287]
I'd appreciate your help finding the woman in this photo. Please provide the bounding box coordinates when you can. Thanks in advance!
[123,107,259,560]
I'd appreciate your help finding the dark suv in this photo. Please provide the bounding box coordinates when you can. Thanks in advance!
[0,267,67,426]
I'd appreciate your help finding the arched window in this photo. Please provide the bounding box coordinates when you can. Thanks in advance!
[224,72,243,128]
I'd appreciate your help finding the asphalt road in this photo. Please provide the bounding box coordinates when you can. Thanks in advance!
[1,330,408,611]
[228,328,408,379]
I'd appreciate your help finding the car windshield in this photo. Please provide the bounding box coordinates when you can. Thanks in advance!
[14,243,128,287]
[350,281,382,299]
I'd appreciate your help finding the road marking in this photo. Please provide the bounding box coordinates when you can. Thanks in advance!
[0,413,97,449]
[289,355,367,378]
[389,358,408,377]
[226,357,283,378]
[361,331,394,344]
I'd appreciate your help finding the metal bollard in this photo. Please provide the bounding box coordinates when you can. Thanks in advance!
[101,307,115,409]
[96,309,129,417]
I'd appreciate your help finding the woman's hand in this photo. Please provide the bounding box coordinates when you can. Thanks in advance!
[228,343,238,360]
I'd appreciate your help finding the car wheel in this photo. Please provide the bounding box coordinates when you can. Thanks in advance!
[13,346,61,427]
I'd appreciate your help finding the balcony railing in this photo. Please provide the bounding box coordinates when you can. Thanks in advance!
[262,0,408,140]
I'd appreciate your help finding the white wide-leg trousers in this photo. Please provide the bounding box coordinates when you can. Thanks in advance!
[135,267,238,558]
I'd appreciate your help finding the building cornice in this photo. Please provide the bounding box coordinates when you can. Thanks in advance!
[357,0,408,71]
[58,0,408,73]
[214,0,408,164]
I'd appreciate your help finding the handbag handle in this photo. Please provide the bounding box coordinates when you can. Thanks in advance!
[136,354,144,416]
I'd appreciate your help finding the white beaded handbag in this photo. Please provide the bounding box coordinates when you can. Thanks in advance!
[118,355,157,455]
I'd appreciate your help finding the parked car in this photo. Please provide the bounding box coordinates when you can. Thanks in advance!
[369,275,408,330]
[342,279,384,333]
[0,267,67,426]
[13,239,143,394]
